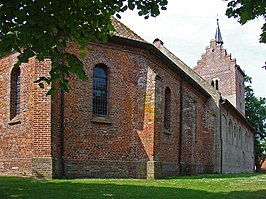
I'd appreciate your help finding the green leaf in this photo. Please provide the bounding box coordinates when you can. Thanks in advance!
[39,83,44,88]
[51,27,58,34]
[17,53,29,63]
[60,81,70,93]
[0,0,169,94]
[107,23,114,31]
[46,87,56,95]
[225,0,266,43]
[128,2,135,10]
[80,52,86,59]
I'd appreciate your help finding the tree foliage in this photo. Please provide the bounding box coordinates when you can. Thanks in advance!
[0,0,168,93]
[254,138,266,171]
[225,0,266,43]
[245,76,266,171]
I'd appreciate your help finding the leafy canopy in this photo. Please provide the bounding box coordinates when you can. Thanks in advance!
[225,0,266,43]
[0,0,168,94]
[245,76,266,171]
[245,76,266,139]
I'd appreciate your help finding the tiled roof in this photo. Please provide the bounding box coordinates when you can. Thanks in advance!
[111,17,146,43]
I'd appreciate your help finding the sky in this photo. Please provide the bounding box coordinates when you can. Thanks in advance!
[120,0,266,98]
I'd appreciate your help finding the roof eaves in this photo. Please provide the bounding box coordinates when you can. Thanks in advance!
[236,64,246,76]
[108,36,211,98]
[111,17,147,43]
[221,98,254,132]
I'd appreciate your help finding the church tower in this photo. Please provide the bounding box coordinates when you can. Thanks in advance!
[193,19,245,115]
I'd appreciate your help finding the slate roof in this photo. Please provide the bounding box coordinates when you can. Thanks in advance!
[111,17,146,43]
[215,19,223,45]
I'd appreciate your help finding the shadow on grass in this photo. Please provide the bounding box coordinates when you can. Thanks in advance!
[166,172,265,180]
[0,176,265,199]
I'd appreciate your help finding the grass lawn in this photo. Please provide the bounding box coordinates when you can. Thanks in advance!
[0,173,265,199]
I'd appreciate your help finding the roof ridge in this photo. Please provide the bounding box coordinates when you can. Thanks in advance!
[111,16,147,43]
[153,40,220,98]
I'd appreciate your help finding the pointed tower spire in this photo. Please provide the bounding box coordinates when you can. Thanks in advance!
[215,19,223,45]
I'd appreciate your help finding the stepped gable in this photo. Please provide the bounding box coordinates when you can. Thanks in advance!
[195,39,237,76]
[193,19,246,115]
[111,17,147,43]
[152,38,219,98]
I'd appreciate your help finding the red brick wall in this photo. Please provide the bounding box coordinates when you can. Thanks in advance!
[194,40,237,102]
[144,55,216,176]
[62,43,151,178]
[235,68,245,114]
[0,53,34,176]
[194,40,246,116]
[31,59,53,179]
[0,53,52,178]
[0,40,217,179]
[60,41,216,178]
[193,39,253,174]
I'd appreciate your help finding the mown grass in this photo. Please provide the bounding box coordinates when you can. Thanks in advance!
[0,173,265,199]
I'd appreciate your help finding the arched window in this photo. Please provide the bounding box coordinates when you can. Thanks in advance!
[93,64,108,116]
[222,115,227,140]
[233,123,238,146]
[228,120,233,144]
[239,127,242,147]
[10,67,21,119]
[164,87,171,131]
[234,124,237,138]
[247,134,250,151]
[245,131,248,149]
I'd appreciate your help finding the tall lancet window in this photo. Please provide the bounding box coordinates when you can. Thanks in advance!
[93,64,108,116]
[164,87,171,131]
[10,67,21,119]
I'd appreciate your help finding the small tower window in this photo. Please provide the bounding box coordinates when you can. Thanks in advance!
[10,67,21,119]
[211,78,219,90]
[215,79,219,90]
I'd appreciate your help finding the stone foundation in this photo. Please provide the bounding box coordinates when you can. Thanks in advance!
[179,163,214,175]
[63,160,147,179]
[146,161,162,180]
[161,162,180,177]
[32,157,53,179]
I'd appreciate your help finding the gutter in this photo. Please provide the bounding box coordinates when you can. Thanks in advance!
[220,98,254,132]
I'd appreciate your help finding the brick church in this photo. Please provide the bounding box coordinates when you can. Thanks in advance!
[0,18,254,179]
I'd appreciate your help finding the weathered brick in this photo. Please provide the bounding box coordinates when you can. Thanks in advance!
[0,26,254,179]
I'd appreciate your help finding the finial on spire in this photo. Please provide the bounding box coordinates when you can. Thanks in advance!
[215,19,223,45]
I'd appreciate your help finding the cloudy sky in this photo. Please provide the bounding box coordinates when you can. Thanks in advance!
[120,0,266,98]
